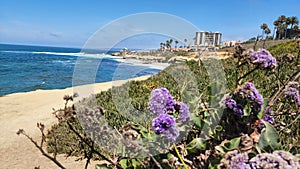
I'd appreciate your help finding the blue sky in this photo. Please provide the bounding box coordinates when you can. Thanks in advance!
[0,0,299,49]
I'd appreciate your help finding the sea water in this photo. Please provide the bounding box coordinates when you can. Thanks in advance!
[0,44,161,96]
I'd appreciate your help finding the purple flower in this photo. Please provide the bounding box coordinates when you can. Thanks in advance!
[262,115,274,124]
[284,82,300,105]
[287,81,299,88]
[249,153,291,169]
[175,102,190,122]
[148,88,175,115]
[273,151,300,168]
[222,95,244,116]
[219,150,250,169]
[239,82,264,111]
[222,95,237,109]
[250,49,277,69]
[219,150,300,169]
[296,97,300,105]
[233,104,244,116]
[152,113,179,142]
[149,88,191,142]
[152,113,176,134]
[166,126,179,142]
[230,152,251,169]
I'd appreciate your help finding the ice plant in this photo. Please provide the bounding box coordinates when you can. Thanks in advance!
[249,49,277,69]
[284,81,300,105]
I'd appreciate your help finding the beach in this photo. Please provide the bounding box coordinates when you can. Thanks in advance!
[0,76,150,169]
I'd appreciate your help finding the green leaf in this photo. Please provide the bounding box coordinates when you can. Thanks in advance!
[186,138,207,153]
[131,159,139,169]
[191,113,205,129]
[215,125,223,132]
[258,121,281,152]
[215,146,225,154]
[257,99,268,119]
[223,137,241,151]
[119,159,128,169]
[167,153,174,159]
[255,144,262,154]
[243,104,252,116]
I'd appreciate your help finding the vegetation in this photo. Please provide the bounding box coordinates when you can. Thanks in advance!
[273,15,299,39]
[19,40,300,168]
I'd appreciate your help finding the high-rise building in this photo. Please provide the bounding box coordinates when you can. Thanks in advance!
[194,31,222,47]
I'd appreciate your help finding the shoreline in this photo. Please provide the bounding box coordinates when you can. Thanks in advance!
[0,75,150,169]
[0,54,167,97]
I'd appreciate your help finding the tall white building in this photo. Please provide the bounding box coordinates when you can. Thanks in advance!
[194,31,222,47]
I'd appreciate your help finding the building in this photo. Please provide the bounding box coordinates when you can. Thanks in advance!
[224,40,242,47]
[194,31,222,48]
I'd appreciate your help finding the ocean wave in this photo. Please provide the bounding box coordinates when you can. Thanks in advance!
[0,50,124,60]
[0,50,36,54]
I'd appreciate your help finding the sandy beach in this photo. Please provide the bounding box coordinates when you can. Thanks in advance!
[0,76,150,169]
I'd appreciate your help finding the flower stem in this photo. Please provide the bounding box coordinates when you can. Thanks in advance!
[173,144,188,169]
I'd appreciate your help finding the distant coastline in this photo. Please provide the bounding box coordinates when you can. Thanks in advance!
[0,44,162,96]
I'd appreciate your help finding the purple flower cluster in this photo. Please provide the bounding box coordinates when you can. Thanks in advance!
[284,81,300,105]
[249,49,277,69]
[262,114,274,124]
[148,88,175,115]
[149,88,190,142]
[152,113,176,134]
[218,150,250,169]
[249,151,300,169]
[258,114,275,129]
[218,150,300,169]
[222,82,263,115]
[239,82,264,111]
[222,95,244,115]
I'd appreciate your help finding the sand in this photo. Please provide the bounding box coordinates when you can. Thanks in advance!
[0,76,150,169]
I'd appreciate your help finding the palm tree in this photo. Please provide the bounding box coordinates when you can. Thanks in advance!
[169,39,173,51]
[263,28,271,48]
[175,40,179,51]
[278,15,287,39]
[290,16,299,29]
[184,39,187,48]
[289,16,299,38]
[260,23,268,39]
[293,25,299,30]
[282,24,288,39]
[162,43,166,51]
[265,28,271,37]
[160,42,164,51]
[286,17,292,28]
[273,20,280,39]
[165,40,170,51]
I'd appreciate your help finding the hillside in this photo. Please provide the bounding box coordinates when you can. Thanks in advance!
[46,39,300,168]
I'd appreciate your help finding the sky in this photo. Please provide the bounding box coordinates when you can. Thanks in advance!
[0,0,300,49]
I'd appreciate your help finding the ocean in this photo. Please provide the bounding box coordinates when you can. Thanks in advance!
[0,44,161,96]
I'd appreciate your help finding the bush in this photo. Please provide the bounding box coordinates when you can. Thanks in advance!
[46,40,300,168]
